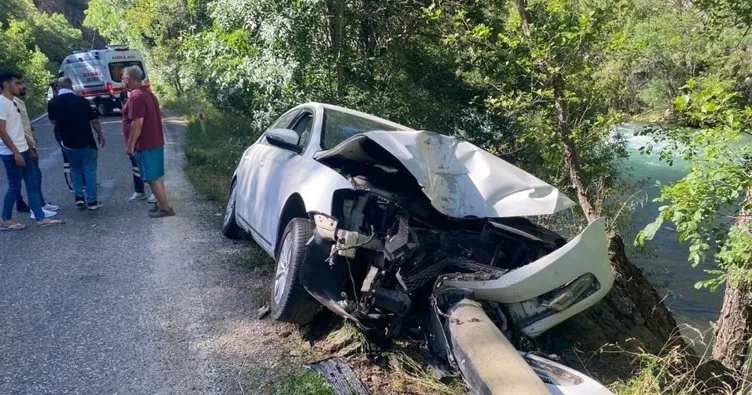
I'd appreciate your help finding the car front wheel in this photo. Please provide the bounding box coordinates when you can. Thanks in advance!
[222,182,244,239]
[271,218,320,324]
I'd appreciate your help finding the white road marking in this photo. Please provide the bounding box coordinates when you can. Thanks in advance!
[30,113,48,124]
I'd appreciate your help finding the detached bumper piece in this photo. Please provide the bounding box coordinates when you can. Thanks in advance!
[306,357,369,395]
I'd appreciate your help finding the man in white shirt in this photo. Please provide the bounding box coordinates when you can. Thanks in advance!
[13,87,59,218]
[0,71,62,230]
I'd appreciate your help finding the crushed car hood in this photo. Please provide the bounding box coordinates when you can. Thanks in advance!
[315,130,576,218]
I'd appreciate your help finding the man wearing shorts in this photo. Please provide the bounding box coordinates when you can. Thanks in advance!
[122,66,174,218]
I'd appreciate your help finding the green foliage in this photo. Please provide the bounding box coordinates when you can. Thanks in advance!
[85,0,195,98]
[596,0,722,116]
[636,77,752,290]
[83,0,128,43]
[696,0,752,28]
[271,369,333,395]
[0,0,84,114]
[83,0,752,299]
[162,96,263,203]
[432,0,629,219]
[87,0,490,146]
[607,342,730,395]
[1,0,85,66]
[584,0,752,124]
[30,12,85,65]
[719,225,752,288]
[0,20,51,115]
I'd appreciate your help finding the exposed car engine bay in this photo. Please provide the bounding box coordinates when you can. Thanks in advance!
[302,138,589,342]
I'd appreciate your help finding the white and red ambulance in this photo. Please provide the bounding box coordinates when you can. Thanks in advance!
[55,45,150,115]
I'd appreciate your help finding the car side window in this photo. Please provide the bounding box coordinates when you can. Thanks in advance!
[291,111,313,149]
[271,110,299,130]
[321,109,401,150]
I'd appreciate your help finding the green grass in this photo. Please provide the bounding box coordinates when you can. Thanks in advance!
[235,244,275,269]
[605,338,738,395]
[271,369,334,395]
[385,351,465,395]
[163,96,262,203]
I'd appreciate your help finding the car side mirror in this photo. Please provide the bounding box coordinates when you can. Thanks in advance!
[265,128,302,153]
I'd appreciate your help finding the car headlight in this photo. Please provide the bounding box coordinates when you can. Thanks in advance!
[506,273,600,325]
[546,273,597,312]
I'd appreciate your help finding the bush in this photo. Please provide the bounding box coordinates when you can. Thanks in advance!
[164,96,262,203]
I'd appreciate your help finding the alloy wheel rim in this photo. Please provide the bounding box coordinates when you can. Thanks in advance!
[223,190,235,227]
[274,232,294,304]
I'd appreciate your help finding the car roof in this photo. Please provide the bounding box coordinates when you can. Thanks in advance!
[293,102,414,131]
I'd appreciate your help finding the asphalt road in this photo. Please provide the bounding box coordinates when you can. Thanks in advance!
[0,112,295,394]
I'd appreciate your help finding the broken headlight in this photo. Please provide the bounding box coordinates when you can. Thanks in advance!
[507,273,599,325]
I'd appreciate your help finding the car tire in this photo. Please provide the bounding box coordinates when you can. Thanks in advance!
[271,218,320,324]
[222,182,245,239]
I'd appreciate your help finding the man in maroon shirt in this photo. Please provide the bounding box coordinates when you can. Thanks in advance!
[122,66,175,218]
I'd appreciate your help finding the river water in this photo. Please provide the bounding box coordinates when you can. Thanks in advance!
[616,125,751,344]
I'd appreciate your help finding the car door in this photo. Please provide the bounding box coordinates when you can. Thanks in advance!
[235,109,300,242]
[233,135,267,228]
[252,108,316,248]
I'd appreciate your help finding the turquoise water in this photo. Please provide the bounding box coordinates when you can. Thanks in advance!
[615,125,752,337]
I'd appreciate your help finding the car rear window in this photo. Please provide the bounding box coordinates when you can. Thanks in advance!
[321,109,400,149]
[108,61,144,82]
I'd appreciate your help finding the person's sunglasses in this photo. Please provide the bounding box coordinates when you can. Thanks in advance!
[12,100,20,114]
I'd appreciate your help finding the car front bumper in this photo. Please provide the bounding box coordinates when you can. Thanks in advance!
[440,217,614,337]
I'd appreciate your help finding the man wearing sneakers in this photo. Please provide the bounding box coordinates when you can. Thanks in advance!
[128,165,157,204]
[0,71,62,230]
[124,86,155,204]
[122,66,174,218]
[49,80,76,193]
[47,77,105,210]
[14,85,59,219]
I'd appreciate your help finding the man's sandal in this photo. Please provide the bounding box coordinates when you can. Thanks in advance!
[0,222,27,231]
[37,219,63,228]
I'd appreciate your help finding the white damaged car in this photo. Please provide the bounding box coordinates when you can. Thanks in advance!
[224,102,614,394]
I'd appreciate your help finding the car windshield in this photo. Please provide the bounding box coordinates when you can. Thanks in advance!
[108,61,144,82]
[321,109,401,149]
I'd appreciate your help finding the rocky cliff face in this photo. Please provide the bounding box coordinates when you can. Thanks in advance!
[32,0,105,48]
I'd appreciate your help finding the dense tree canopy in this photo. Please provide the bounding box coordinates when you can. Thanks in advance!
[0,0,85,114]
[82,0,752,377]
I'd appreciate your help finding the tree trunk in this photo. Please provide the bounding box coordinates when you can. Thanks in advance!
[713,280,752,372]
[540,234,682,378]
[513,0,730,384]
[515,0,532,38]
[516,0,597,222]
[561,140,598,221]
[713,187,752,372]
[327,0,345,98]
[555,89,598,222]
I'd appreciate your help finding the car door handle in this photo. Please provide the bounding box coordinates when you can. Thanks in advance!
[258,161,266,168]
